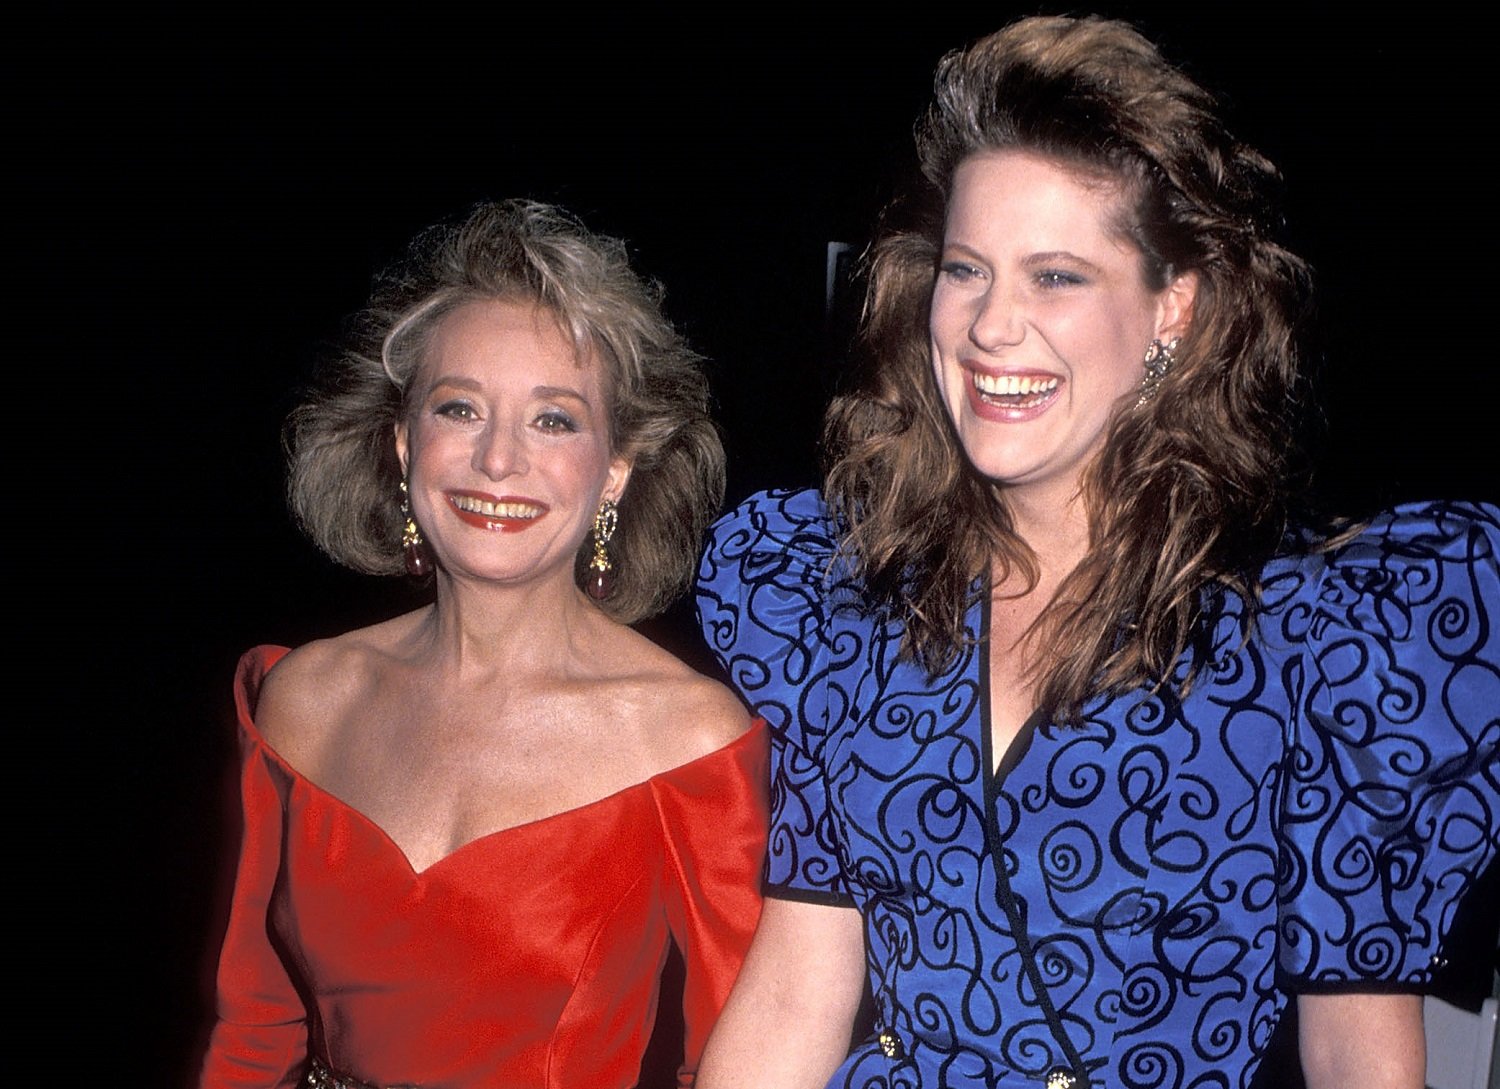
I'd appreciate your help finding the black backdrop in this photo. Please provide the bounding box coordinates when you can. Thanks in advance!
[36,5,1495,1084]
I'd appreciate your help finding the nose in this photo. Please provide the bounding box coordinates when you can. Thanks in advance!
[968,284,1023,352]
[474,421,528,481]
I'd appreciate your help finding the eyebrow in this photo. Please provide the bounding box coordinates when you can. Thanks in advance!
[941,241,1105,274]
[532,385,593,409]
[940,241,987,263]
[1022,251,1104,275]
[423,375,483,394]
[423,377,593,408]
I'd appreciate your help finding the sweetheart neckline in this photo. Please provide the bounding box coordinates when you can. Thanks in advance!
[236,644,764,877]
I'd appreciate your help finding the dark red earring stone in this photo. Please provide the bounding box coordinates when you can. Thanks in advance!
[404,542,433,577]
[587,569,615,600]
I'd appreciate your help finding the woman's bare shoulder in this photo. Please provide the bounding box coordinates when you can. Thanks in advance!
[597,625,753,766]
[656,669,755,761]
[256,610,428,759]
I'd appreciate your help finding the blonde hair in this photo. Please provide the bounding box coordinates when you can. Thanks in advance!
[286,200,724,623]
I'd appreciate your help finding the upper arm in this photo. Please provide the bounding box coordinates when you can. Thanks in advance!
[1298,992,1424,1089]
[691,491,865,1085]
[1280,506,1498,1089]
[652,719,768,1081]
[696,896,867,1089]
[693,489,854,904]
[1277,503,1500,988]
[201,649,309,1087]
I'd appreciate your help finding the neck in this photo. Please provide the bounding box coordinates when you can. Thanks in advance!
[1001,480,1092,586]
[411,569,612,682]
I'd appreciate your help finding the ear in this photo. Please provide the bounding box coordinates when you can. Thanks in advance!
[603,454,633,505]
[394,420,410,477]
[1154,269,1199,343]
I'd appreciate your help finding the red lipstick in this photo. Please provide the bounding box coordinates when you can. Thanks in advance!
[444,491,549,532]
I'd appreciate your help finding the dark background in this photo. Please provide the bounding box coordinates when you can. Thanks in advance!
[34,4,1493,1084]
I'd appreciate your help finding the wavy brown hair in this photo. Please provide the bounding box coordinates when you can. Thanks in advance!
[825,16,1318,721]
[286,200,724,624]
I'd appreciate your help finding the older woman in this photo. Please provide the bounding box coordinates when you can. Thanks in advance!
[695,17,1498,1089]
[201,201,766,1088]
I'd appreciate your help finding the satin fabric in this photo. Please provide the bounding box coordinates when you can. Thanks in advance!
[202,646,767,1089]
[698,490,1500,1088]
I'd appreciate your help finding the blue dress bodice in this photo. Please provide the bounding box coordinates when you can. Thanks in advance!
[697,489,1500,1089]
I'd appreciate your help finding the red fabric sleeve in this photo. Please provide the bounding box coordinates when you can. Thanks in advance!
[200,647,308,1089]
[651,721,769,1087]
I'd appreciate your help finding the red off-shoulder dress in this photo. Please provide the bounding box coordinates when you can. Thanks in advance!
[201,646,768,1088]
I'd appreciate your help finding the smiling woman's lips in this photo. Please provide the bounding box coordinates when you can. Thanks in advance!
[445,491,550,531]
[964,367,1064,421]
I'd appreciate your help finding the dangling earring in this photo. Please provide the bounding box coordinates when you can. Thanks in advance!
[586,499,618,601]
[399,479,432,577]
[1136,336,1179,407]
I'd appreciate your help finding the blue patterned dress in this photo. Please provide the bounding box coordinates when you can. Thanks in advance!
[696,488,1500,1089]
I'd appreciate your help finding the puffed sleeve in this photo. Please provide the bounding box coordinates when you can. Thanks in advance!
[652,723,770,1086]
[696,488,856,903]
[1276,502,1500,989]
[200,647,309,1088]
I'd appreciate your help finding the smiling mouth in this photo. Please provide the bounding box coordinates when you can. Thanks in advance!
[972,372,1060,409]
[448,494,547,521]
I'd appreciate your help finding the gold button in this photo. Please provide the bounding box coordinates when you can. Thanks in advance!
[1045,1069,1076,1089]
[877,1030,905,1059]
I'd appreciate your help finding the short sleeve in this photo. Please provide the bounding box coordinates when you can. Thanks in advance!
[200,647,309,1088]
[653,723,769,1086]
[1277,502,1500,989]
[696,489,855,904]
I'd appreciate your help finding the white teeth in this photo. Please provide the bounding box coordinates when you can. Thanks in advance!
[451,495,542,519]
[973,373,1060,397]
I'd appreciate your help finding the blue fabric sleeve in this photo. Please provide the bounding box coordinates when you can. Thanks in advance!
[1277,501,1500,988]
[696,489,854,903]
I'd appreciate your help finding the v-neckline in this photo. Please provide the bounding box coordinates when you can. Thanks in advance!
[978,586,1045,786]
[244,714,657,878]
[235,644,762,878]
[972,591,1095,1086]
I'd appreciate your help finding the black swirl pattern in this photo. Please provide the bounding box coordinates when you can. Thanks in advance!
[695,490,1500,1088]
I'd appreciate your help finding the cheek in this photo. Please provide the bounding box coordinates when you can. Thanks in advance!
[1064,300,1153,390]
[928,289,967,350]
[929,303,968,384]
[399,418,446,473]
[550,438,619,494]
[929,335,967,429]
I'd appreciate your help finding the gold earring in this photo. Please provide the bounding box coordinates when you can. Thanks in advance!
[400,479,432,577]
[586,499,618,600]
